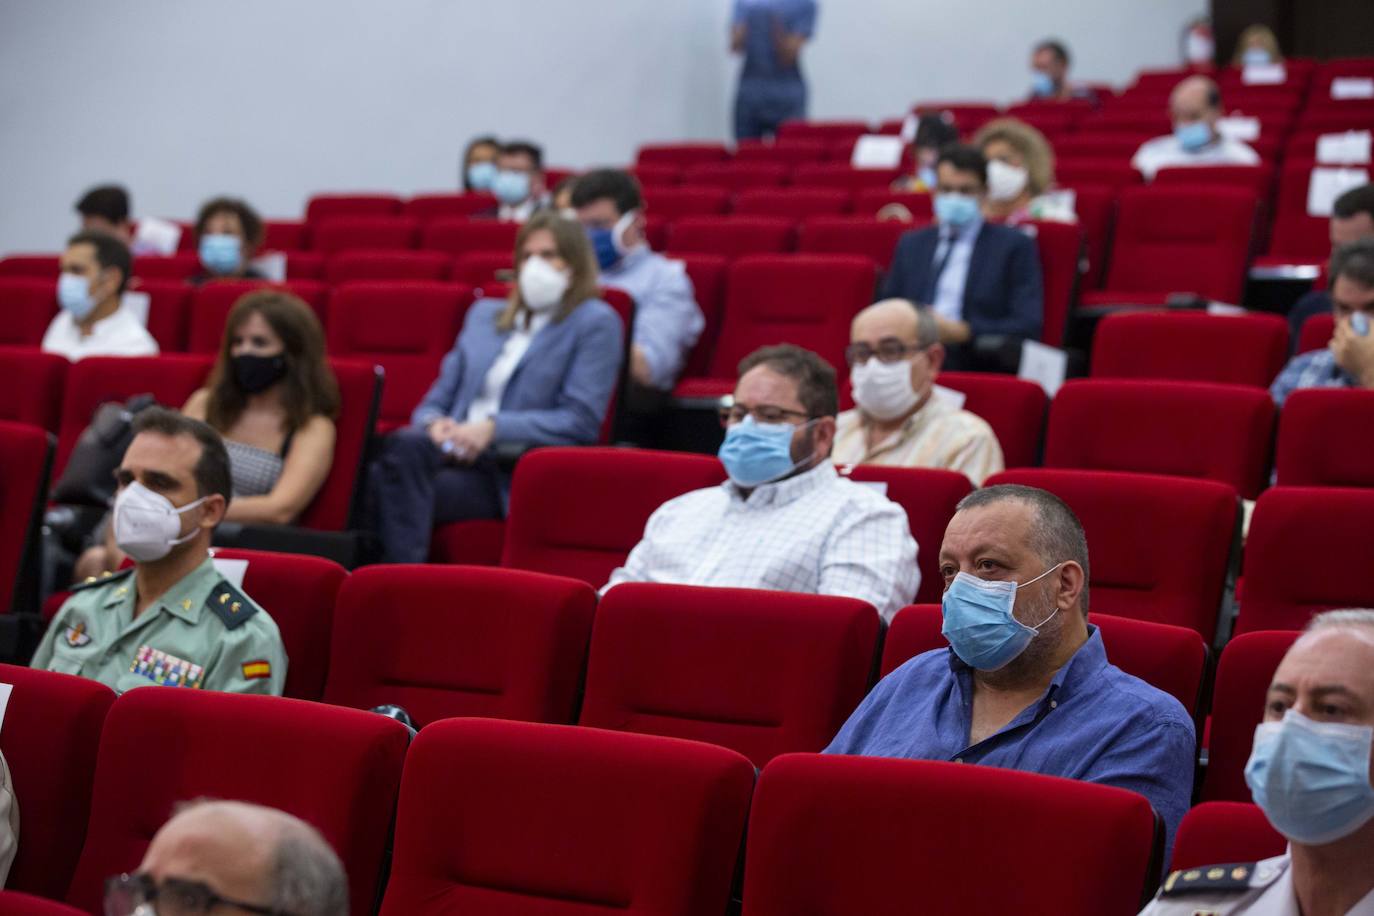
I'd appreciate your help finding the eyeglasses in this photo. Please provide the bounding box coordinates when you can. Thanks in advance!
[844,339,929,367]
[718,402,812,428]
[105,873,293,916]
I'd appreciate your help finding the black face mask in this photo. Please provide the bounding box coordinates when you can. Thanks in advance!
[231,353,287,394]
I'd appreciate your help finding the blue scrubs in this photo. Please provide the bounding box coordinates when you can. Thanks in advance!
[733,0,818,140]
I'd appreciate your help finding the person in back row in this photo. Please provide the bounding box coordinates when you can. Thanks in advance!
[75,184,132,242]
[461,134,501,193]
[974,118,1076,226]
[42,231,158,361]
[827,484,1195,860]
[1028,39,1096,104]
[731,0,818,141]
[605,344,919,622]
[835,300,1003,485]
[881,145,1044,372]
[189,196,267,284]
[1131,75,1260,181]
[488,141,550,223]
[1287,184,1374,349]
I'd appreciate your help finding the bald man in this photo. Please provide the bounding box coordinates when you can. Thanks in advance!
[1131,76,1259,180]
[103,800,348,915]
[834,299,1003,484]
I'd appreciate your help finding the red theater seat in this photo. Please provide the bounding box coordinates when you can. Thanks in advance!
[676,254,730,378]
[734,187,851,219]
[1268,158,1337,262]
[323,250,452,283]
[263,219,307,251]
[0,347,66,431]
[0,893,85,914]
[1028,220,1083,348]
[403,192,499,222]
[1055,158,1147,190]
[1296,312,1333,354]
[304,193,403,222]
[853,189,934,221]
[734,139,829,164]
[138,280,193,352]
[666,217,795,258]
[791,163,903,192]
[420,218,521,257]
[1276,389,1374,486]
[0,278,59,346]
[309,217,419,254]
[1091,311,1289,388]
[1202,630,1300,802]
[130,253,201,281]
[294,358,382,531]
[1062,184,1116,289]
[936,372,1049,469]
[581,583,879,766]
[322,565,596,727]
[380,718,754,916]
[1154,164,1275,196]
[777,119,871,144]
[450,250,514,289]
[631,164,681,187]
[636,143,731,169]
[1171,803,1285,871]
[0,255,60,279]
[681,162,790,192]
[186,280,328,353]
[641,186,732,220]
[796,217,911,271]
[0,421,51,613]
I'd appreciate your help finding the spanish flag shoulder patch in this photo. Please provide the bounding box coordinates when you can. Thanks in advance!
[241,659,272,680]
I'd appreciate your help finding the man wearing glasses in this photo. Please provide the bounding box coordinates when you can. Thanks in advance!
[104,799,347,915]
[833,299,1004,485]
[604,344,919,622]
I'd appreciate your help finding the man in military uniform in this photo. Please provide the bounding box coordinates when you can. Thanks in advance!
[31,408,286,695]
[1141,609,1374,915]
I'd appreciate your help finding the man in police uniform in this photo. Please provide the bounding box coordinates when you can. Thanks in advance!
[1140,609,1374,915]
[31,408,286,695]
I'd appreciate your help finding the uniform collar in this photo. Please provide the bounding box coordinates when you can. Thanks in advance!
[107,556,219,625]
[725,459,837,509]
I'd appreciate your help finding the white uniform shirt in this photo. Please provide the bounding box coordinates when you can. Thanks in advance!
[1140,853,1374,915]
[1131,134,1261,180]
[605,460,920,622]
[465,311,552,423]
[40,306,159,362]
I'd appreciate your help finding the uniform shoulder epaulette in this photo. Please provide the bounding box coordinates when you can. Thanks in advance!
[205,579,259,630]
[1161,862,1257,896]
[70,567,134,592]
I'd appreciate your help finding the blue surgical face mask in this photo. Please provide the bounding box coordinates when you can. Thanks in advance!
[717,416,812,488]
[492,170,532,206]
[466,160,498,192]
[917,165,938,189]
[1245,708,1374,845]
[940,564,1064,671]
[934,192,980,228]
[1174,120,1213,153]
[57,273,97,320]
[1030,70,1056,97]
[1242,48,1273,66]
[199,233,243,275]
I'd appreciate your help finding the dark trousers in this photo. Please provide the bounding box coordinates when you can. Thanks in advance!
[734,77,807,140]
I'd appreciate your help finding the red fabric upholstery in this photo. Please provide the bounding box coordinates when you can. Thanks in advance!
[676,254,729,378]
[0,255,59,279]
[852,189,933,220]
[1202,631,1300,802]
[1044,379,1275,499]
[636,143,730,168]
[1063,184,1116,289]
[778,119,871,143]
[845,465,971,604]
[403,192,499,222]
[666,216,796,257]
[581,583,879,767]
[304,193,403,222]
[323,565,596,727]
[1238,487,1374,633]
[681,162,789,191]
[0,665,114,898]
[0,892,86,914]
[323,250,452,283]
[1277,389,1374,486]
[325,281,472,432]
[1268,158,1331,260]
[915,103,1000,132]
[0,278,58,346]
[284,251,325,280]
[937,372,1048,469]
[1084,112,1173,134]
[1056,157,1147,189]
[734,188,851,219]
[64,689,409,914]
[1296,312,1333,354]
[741,754,1159,915]
[131,253,201,281]
[641,186,732,219]
[1029,220,1082,348]
[263,219,307,251]
[428,518,506,565]
[295,358,381,530]
[0,422,50,611]
[796,217,912,271]
[0,347,66,432]
[451,250,515,289]
[630,164,681,187]
[420,218,521,257]
[987,469,1238,640]
[1171,802,1285,871]
[734,139,829,164]
[1154,164,1275,197]
[1091,311,1289,388]
[186,280,328,353]
[209,548,346,702]
[138,280,193,352]
[309,217,419,254]
[791,163,903,192]
[380,718,754,916]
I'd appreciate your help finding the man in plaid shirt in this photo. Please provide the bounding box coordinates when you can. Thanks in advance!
[1271,239,1374,407]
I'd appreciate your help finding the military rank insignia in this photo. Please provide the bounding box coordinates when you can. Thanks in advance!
[241,659,272,681]
[130,646,204,688]
[63,620,92,647]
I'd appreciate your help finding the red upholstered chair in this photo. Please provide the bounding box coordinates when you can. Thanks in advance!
[403,192,499,222]
[791,163,903,193]
[262,219,307,251]
[987,469,1238,640]
[1154,164,1275,197]
[323,250,452,283]
[1296,312,1333,354]
[1267,158,1333,262]
[63,689,409,915]
[380,718,754,916]
[796,217,912,271]
[137,280,193,352]
[1202,630,1300,802]
[129,253,201,281]
[294,358,382,531]
[676,254,730,378]
[325,281,473,432]
[741,755,1160,915]
[1028,220,1083,348]
[208,548,346,702]
[283,251,325,280]
[844,466,971,604]
[0,665,114,898]
[1091,311,1289,388]
[186,280,328,353]
[1044,379,1275,499]
[681,162,789,192]
[666,216,796,257]
[777,119,871,144]
[580,584,879,766]
[1062,183,1116,289]
[304,192,403,222]
[1171,802,1285,871]
[0,278,59,346]
[1236,487,1374,633]
[0,893,85,914]
[734,139,829,164]
[419,217,521,257]
[0,347,66,432]
[0,422,51,613]
[0,255,60,279]
[1277,389,1374,486]
[914,103,1000,132]
[308,217,419,254]
[936,372,1048,469]
[734,188,851,219]
[631,164,681,187]
[450,250,515,289]
[636,143,731,168]
[322,565,596,727]
[852,189,934,221]
[1055,157,1147,190]
[641,186,732,219]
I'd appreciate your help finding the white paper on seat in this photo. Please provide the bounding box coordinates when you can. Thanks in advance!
[1316,131,1372,165]
[851,135,905,170]
[1205,302,1248,316]
[131,217,182,257]
[251,252,287,282]
[1216,116,1260,141]
[931,384,967,411]
[1332,77,1374,100]
[854,480,889,497]
[1018,340,1067,398]
[120,290,151,326]
[1307,166,1371,217]
[1241,63,1286,85]
[212,558,248,589]
[0,683,12,735]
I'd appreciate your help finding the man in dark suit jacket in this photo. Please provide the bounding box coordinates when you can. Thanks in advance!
[881,145,1044,372]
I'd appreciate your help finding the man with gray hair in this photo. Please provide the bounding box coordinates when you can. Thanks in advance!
[827,484,1196,858]
[102,799,348,915]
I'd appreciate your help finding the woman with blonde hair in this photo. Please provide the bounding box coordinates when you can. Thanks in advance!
[973,117,1076,226]
[369,211,623,562]
[1232,24,1283,67]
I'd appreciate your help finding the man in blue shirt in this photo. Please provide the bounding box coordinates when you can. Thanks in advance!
[731,0,818,141]
[826,484,1196,860]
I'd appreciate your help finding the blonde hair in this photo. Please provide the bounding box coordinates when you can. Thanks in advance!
[1232,24,1283,66]
[497,212,601,332]
[973,118,1055,197]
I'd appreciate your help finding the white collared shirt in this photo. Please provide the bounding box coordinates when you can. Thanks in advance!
[465,310,552,423]
[497,194,550,224]
[931,219,982,323]
[1140,852,1374,914]
[604,460,920,622]
[41,306,159,362]
[1131,134,1261,180]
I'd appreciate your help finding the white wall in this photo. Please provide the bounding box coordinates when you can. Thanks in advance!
[0,0,1203,256]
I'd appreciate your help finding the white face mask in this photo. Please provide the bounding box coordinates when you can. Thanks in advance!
[112,481,208,563]
[985,159,1030,203]
[518,255,571,313]
[850,356,921,421]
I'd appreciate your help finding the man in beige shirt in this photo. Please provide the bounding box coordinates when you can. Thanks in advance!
[833,299,1004,485]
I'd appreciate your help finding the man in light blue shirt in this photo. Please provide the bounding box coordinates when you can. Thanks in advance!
[731,0,818,140]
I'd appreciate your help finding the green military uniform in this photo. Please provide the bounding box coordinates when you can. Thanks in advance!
[31,557,287,696]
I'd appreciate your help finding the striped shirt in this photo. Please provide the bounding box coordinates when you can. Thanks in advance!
[832,396,1005,486]
[1269,348,1356,407]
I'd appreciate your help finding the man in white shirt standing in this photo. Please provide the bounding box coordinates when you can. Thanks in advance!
[605,344,919,622]
[41,231,158,362]
[1131,75,1261,181]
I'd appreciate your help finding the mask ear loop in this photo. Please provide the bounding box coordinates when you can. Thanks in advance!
[1015,561,1066,629]
[167,495,211,548]
[612,209,639,256]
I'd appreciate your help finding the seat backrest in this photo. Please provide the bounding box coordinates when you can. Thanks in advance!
[681,162,790,191]
[381,718,754,916]
[450,250,515,290]
[1055,155,1148,187]
[734,188,852,219]
[137,280,193,352]
[1296,312,1334,354]
[0,665,114,898]
[309,217,420,254]
[741,754,1159,915]
[131,254,201,282]
[1270,158,1335,259]
[796,216,913,271]
[186,280,328,353]
[322,564,596,727]
[642,186,732,219]
[1276,388,1374,486]
[1202,630,1301,802]
[852,189,933,221]
[0,278,59,346]
[295,359,382,530]
[1062,183,1117,289]
[1045,379,1275,499]
[323,249,452,283]
[581,583,879,767]
[936,372,1049,469]
[0,346,66,432]
[1027,220,1082,348]
[734,139,829,164]
[1170,802,1285,871]
[0,421,52,613]
[1154,164,1274,196]
[402,192,499,222]
[501,447,725,585]
[65,688,410,914]
[0,255,60,280]
[675,254,730,378]
[636,143,731,168]
[419,217,521,257]
[304,193,403,222]
[1091,311,1289,388]
[263,218,307,250]
[666,216,796,258]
